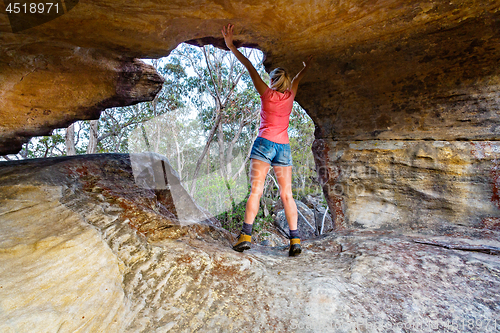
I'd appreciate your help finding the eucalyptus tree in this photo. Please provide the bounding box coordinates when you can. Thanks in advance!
[171,44,264,200]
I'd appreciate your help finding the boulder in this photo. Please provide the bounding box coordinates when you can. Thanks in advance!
[315,206,334,235]
[301,193,323,210]
[256,230,287,247]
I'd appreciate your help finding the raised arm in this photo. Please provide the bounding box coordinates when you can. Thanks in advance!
[290,55,314,96]
[222,24,268,96]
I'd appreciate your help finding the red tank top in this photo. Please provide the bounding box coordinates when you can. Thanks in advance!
[258,86,295,144]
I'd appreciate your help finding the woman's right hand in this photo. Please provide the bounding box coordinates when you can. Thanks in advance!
[303,55,314,67]
[222,24,235,49]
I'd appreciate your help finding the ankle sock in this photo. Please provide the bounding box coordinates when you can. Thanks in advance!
[289,228,300,239]
[242,222,253,235]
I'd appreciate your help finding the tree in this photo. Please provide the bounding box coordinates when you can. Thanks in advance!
[171,45,249,195]
[66,124,76,155]
[171,44,266,222]
[86,120,98,154]
[288,103,320,198]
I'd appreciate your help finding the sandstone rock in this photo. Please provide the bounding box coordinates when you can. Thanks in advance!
[1,155,500,332]
[0,51,164,154]
[0,185,129,332]
[313,139,500,232]
[2,0,500,327]
[1,0,500,245]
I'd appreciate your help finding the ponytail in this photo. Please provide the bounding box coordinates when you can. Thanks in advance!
[269,67,291,93]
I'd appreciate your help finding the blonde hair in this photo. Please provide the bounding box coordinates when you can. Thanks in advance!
[269,67,291,93]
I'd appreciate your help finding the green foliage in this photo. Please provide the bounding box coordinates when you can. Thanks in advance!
[192,173,248,217]
[215,188,275,234]
[24,129,66,159]
[216,197,248,233]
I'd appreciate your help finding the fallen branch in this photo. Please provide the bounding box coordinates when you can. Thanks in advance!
[412,239,500,255]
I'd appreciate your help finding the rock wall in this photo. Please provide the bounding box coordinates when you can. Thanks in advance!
[313,139,500,231]
[1,154,500,332]
[307,13,500,231]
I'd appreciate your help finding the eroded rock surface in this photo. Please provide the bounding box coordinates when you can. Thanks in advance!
[313,139,500,231]
[1,154,500,332]
[0,48,164,154]
[2,1,500,327]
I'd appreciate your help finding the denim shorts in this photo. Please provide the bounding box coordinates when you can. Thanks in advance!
[249,137,293,167]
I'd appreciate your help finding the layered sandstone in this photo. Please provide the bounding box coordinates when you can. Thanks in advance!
[313,139,500,231]
[2,1,500,331]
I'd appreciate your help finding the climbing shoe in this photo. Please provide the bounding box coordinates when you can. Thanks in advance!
[233,233,252,252]
[289,238,302,257]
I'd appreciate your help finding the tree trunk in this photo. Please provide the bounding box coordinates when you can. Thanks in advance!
[189,110,222,196]
[218,121,235,214]
[66,123,76,155]
[206,147,210,188]
[87,120,99,154]
[217,121,227,180]
[20,141,29,159]
[173,131,182,180]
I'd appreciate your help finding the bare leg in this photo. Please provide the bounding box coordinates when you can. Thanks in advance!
[273,165,298,231]
[244,159,270,225]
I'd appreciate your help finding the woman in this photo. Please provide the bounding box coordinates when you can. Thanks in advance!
[222,23,312,257]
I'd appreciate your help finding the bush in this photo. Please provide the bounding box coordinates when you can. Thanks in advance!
[216,193,275,234]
